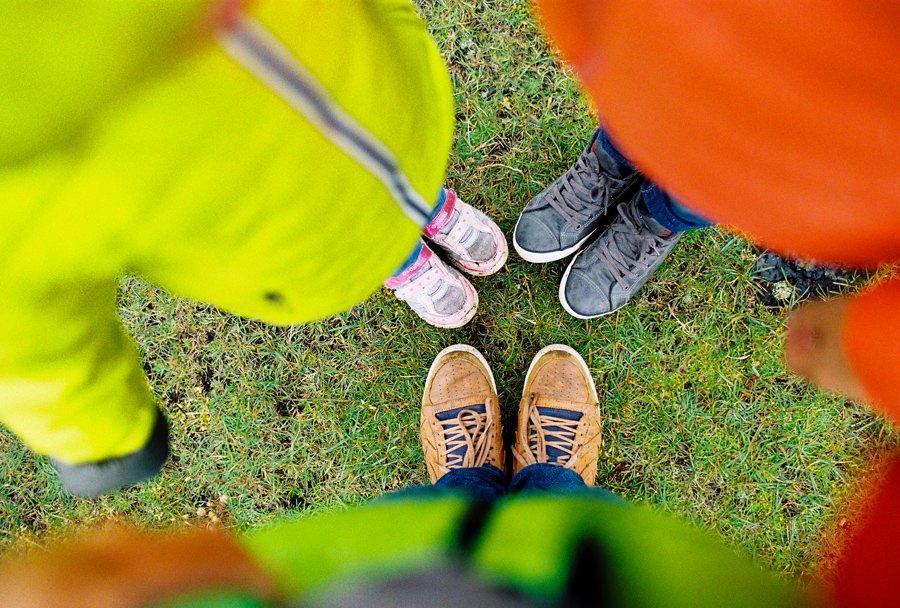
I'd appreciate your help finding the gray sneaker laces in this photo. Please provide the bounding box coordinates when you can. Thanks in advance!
[546,150,609,227]
[592,202,675,289]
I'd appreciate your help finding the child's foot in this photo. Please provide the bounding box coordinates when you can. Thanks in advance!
[425,189,508,276]
[385,240,478,329]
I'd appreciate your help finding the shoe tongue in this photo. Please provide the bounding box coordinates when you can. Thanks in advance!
[642,212,672,237]
[610,221,642,259]
[437,208,461,237]
[435,403,486,420]
[637,198,673,237]
[437,404,487,461]
[607,200,668,262]
[533,406,582,463]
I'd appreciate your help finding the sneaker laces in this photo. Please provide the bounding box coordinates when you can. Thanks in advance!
[522,393,582,467]
[591,202,675,289]
[438,397,498,470]
[546,151,609,227]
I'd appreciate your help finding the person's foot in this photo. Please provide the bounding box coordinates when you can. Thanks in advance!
[559,192,681,319]
[512,345,601,484]
[421,345,505,483]
[752,250,864,308]
[513,128,640,263]
[426,189,508,276]
[385,240,478,329]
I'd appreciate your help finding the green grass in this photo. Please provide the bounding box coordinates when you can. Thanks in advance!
[1,0,897,580]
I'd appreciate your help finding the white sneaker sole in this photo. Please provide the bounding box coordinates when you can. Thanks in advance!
[512,215,600,264]
[557,255,624,320]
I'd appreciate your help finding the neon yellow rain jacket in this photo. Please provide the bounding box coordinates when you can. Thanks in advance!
[0,0,453,494]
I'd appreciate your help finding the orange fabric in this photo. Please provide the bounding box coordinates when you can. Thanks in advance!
[536,0,900,422]
[537,0,900,267]
[832,454,900,607]
[844,279,900,420]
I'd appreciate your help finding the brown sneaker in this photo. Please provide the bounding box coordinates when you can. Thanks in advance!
[512,345,601,484]
[421,345,505,483]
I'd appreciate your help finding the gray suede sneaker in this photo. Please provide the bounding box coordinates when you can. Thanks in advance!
[559,192,681,318]
[513,128,639,263]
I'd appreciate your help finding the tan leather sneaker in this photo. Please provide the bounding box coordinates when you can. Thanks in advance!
[512,345,601,484]
[421,345,506,483]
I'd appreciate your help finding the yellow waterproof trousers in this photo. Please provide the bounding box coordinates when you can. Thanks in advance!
[0,0,453,493]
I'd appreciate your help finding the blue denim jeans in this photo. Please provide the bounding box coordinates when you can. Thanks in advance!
[597,129,712,233]
[395,464,625,504]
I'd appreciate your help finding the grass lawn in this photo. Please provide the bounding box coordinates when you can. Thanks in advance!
[1,0,897,582]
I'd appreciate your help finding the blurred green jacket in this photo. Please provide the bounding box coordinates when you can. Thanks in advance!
[158,495,804,608]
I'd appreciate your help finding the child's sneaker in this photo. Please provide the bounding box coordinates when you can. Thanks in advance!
[425,189,508,276]
[385,239,478,329]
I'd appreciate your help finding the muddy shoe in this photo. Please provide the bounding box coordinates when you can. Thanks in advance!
[560,192,681,319]
[421,345,505,483]
[752,250,864,308]
[385,240,478,329]
[513,128,640,263]
[512,345,601,484]
[426,189,508,276]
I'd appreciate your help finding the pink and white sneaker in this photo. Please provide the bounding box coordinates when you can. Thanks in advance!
[384,240,478,329]
[424,189,508,276]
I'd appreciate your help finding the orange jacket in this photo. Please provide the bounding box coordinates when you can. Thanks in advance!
[537,0,900,418]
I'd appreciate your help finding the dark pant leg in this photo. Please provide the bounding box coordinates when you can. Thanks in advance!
[388,187,448,277]
[641,182,713,232]
[389,465,508,502]
[509,464,626,504]
[597,127,713,232]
